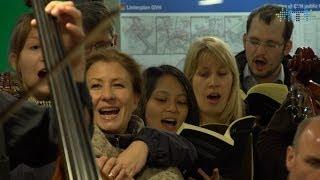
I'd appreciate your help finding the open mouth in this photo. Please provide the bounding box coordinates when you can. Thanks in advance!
[161,118,177,126]
[37,69,47,78]
[207,93,221,102]
[254,59,267,68]
[98,107,120,119]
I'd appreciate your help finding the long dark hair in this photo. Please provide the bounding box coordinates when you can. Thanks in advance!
[136,65,199,126]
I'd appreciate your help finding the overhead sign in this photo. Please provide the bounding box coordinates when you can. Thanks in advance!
[121,0,320,13]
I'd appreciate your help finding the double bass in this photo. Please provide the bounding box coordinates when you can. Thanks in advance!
[29,0,100,179]
[286,47,320,123]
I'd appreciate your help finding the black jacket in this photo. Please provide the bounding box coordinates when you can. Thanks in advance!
[95,115,197,170]
[2,82,92,170]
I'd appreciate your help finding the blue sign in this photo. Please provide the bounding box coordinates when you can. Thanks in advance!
[120,0,320,13]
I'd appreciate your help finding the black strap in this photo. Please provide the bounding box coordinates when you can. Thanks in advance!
[0,123,10,180]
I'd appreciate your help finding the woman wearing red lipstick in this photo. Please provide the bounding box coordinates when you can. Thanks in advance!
[136,65,199,133]
[184,36,245,126]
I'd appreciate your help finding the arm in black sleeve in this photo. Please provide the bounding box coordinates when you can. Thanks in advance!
[134,127,198,170]
[1,92,57,169]
[2,82,93,170]
[257,102,297,180]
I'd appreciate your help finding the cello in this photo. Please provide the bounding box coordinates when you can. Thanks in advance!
[286,47,320,123]
[28,0,100,179]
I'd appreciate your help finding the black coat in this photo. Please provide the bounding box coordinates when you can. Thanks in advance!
[1,82,93,170]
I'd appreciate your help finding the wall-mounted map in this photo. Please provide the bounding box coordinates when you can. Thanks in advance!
[120,0,320,69]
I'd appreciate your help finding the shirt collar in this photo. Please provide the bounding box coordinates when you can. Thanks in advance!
[243,64,285,91]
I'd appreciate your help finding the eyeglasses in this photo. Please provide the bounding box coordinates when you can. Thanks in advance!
[85,40,114,54]
[246,38,284,49]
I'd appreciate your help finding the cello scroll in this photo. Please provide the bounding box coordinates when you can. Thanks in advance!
[286,47,320,123]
